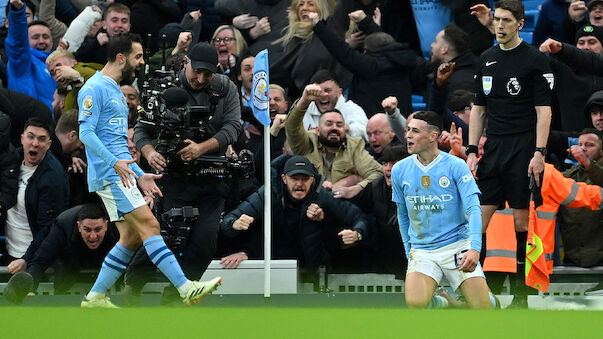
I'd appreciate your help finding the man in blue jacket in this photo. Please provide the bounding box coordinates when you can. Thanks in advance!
[6,0,56,111]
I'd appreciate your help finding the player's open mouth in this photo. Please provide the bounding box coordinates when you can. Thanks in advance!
[407,142,414,147]
[293,188,305,192]
[29,150,38,157]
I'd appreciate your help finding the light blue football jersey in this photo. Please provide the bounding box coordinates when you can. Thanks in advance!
[392,152,481,252]
[78,71,144,192]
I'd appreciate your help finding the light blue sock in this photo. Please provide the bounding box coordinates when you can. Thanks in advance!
[90,243,134,294]
[428,295,449,309]
[144,235,188,288]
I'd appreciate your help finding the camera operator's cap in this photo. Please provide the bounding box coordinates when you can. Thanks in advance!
[283,155,315,177]
[187,42,218,73]
[588,0,603,11]
[576,24,603,44]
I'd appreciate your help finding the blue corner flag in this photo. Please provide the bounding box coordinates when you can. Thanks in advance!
[251,49,271,126]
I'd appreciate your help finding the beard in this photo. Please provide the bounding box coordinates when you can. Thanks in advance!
[318,134,343,148]
[121,62,136,84]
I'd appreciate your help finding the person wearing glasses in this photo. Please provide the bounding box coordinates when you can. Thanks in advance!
[210,25,248,79]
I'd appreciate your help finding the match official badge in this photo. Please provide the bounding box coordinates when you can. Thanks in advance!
[506,77,521,95]
[482,76,492,95]
[421,176,431,188]
[438,176,450,188]
[83,96,93,110]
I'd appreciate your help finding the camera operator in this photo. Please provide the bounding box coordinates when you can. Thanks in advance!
[130,42,241,304]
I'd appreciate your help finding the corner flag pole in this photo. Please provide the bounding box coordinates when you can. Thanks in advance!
[251,49,271,298]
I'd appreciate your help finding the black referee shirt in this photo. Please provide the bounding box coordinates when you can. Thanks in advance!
[474,41,554,136]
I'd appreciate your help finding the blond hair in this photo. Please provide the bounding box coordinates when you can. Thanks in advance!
[212,25,248,56]
[275,0,335,46]
[46,49,75,68]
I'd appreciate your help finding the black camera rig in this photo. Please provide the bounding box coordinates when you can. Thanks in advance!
[138,70,254,182]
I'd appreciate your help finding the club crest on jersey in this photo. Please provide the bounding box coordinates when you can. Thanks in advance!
[482,76,492,95]
[83,96,93,109]
[439,176,450,188]
[421,176,431,188]
[543,73,554,90]
[506,77,521,95]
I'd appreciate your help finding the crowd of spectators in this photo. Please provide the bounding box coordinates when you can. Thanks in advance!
[1,0,603,302]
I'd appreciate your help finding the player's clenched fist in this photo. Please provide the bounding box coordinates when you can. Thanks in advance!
[306,203,324,221]
[233,214,254,231]
[381,96,398,114]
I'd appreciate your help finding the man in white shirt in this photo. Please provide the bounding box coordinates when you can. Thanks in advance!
[302,70,368,142]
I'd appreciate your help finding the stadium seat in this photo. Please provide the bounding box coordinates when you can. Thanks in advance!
[519,31,534,44]
[524,9,540,32]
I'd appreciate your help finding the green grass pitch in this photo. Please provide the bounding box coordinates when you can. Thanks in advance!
[1,306,602,338]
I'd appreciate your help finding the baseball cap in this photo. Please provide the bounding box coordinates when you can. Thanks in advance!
[588,0,603,11]
[576,24,603,43]
[187,42,217,73]
[283,155,315,177]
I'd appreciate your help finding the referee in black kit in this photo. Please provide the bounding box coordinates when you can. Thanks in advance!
[465,0,554,307]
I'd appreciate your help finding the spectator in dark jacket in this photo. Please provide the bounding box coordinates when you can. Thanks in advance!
[0,110,18,223]
[74,3,131,65]
[540,25,603,132]
[310,10,417,118]
[3,204,119,304]
[1,118,69,275]
[533,0,570,47]
[270,0,354,99]
[540,35,603,76]
[428,24,479,96]
[185,0,225,43]
[214,0,288,62]
[346,142,408,278]
[220,154,368,279]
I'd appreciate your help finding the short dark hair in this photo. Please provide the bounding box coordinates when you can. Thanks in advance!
[310,69,339,87]
[579,128,603,146]
[442,24,470,55]
[381,141,409,163]
[322,108,343,116]
[106,32,142,62]
[23,117,50,135]
[447,89,474,112]
[364,32,394,52]
[494,0,525,21]
[412,111,443,134]
[28,20,50,29]
[55,109,79,134]
[103,2,131,20]
[77,204,108,221]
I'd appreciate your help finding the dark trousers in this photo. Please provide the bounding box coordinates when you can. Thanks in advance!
[124,178,226,292]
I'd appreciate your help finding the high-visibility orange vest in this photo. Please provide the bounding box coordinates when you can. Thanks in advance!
[526,163,603,292]
[483,205,517,273]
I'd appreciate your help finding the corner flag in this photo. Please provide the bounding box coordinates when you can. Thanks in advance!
[252,49,270,126]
